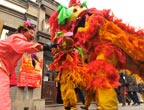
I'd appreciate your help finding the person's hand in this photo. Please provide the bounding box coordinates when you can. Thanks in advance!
[31,53,39,68]
[31,53,39,62]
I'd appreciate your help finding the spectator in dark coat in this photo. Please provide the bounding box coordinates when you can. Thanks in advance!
[125,71,140,106]
[117,70,131,106]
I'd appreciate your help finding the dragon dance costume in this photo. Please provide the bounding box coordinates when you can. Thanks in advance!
[48,0,144,110]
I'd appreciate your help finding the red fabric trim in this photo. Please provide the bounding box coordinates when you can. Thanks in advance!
[10,71,17,86]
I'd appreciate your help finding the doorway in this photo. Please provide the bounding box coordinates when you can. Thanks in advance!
[41,51,57,104]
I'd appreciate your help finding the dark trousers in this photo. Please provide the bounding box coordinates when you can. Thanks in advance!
[75,88,85,104]
[57,83,63,104]
[119,86,131,105]
[127,91,140,104]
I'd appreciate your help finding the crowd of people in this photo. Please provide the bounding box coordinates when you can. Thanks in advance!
[116,69,144,106]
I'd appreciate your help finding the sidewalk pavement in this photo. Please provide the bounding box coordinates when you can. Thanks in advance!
[44,102,144,110]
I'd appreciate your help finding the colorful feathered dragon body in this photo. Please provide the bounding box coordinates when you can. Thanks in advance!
[48,0,144,110]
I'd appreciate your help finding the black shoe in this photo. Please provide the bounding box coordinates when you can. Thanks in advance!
[64,107,71,110]
[137,102,141,105]
[122,104,126,106]
[80,105,88,110]
[127,102,131,105]
[132,103,136,106]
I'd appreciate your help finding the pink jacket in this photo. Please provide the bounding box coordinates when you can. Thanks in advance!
[0,33,42,76]
[10,71,17,86]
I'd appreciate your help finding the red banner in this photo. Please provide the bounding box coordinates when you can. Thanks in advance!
[17,55,43,88]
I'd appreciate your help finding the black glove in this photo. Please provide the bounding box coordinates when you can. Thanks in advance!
[43,42,57,51]
[51,42,58,48]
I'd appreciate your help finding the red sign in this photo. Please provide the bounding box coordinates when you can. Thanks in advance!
[17,55,43,88]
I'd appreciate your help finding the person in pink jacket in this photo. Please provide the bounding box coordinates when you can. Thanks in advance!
[0,21,56,110]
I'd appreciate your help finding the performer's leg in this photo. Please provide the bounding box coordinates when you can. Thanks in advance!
[80,90,94,110]
[119,86,126,106]
[61,81,77,110]
[71,105,78,110]
[96,87,118,110]
[0,69,11,110]
[75,87,85,104]
[61,83,70,110]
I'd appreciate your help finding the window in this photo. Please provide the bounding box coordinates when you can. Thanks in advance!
[1,29,9,40]
[41,14,50,33]
[0,26,16,40]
